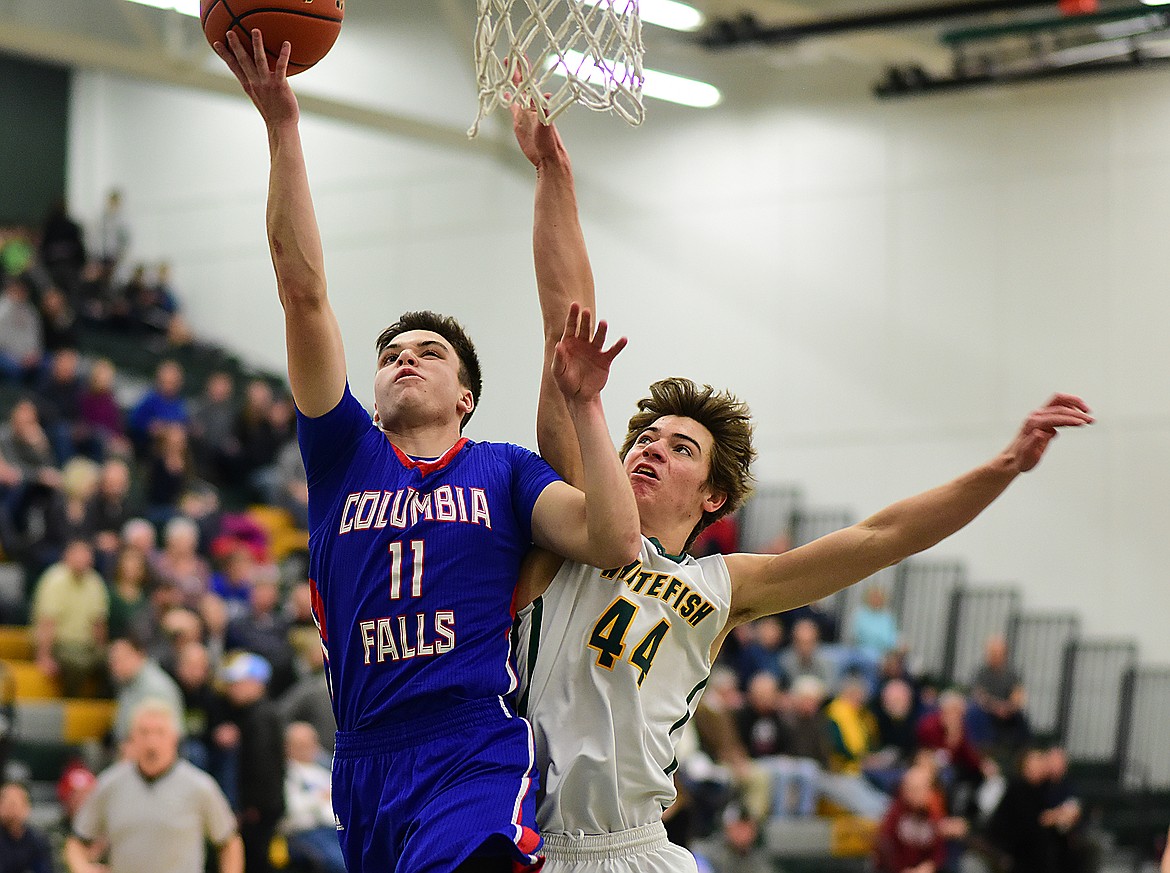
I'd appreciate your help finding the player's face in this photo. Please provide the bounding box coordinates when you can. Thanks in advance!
[373,330,473,432]
[623,415,725,527]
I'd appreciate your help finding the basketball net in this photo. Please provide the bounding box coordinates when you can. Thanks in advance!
[469,0,645,137]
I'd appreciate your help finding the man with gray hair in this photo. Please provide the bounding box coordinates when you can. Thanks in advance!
[65,699,242,873]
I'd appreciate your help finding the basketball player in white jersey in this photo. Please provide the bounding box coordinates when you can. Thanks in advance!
[509,106,1094,873]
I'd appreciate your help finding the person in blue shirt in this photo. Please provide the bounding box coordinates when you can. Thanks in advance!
[213,29,641,873]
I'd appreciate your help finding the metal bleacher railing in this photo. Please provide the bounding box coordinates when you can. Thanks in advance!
[1059,639,1138,765]
[1119,666,1170,791]
[894,560,966,680]
[1008,612,1080,738]
[944,586,1021,688]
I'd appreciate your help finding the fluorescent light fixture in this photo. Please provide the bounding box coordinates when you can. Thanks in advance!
[582,0,704,32]
[1141,0,1170,5]
[553,50,721,108]
[125,0,200,16]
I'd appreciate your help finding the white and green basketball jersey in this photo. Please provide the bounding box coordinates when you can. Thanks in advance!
[515,536,732,835]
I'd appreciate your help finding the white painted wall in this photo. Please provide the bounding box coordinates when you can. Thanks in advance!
[64,41,1170,661]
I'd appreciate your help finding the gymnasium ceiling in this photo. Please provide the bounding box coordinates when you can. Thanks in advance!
[2,0,1168,147]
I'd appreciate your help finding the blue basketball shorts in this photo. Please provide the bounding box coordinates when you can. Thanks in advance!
[332,698,544,873]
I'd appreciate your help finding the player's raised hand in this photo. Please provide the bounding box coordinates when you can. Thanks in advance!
[1003,393,1094,473]
[508,61,568,169]
[552,303,626,405]
[214,29,299,128]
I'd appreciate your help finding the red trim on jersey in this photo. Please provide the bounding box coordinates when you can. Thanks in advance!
[391,437,470,477]
[308,578,328,643]
[516,827,541,855]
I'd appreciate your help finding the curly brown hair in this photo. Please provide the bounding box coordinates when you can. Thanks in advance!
[376,311,482,430]
[619,377,756,551]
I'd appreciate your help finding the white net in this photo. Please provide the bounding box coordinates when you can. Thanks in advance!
[470,0,645,137]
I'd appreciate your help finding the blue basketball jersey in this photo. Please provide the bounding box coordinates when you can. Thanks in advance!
[297,384,560,731]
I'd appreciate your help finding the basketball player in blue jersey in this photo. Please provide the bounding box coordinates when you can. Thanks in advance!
[213,32,642,873]
[509,105,1093,873]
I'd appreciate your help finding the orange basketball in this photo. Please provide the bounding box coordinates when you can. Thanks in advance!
[201,0,344,76]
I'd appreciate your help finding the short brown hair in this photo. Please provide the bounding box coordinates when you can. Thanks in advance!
[376,311,482,429]
[620,377,756,551]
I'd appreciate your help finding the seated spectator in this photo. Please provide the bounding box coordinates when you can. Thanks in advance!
[278,642,336,755]
[782,675,888,819]
[917,690,996,819]
[108,634,185,749]
[781,617,838,697]
[86,458,136,568]
[273,439,309,530]
[282,722,346,873]
[825,672,885,782]
[174,641,234,788]
[219,652,285,873]
[154,516,212,608]
[128,262,180,337]
[127,359,188,453]
[76,358,129,460]
[190,371,237,483]
[0,781,52,873]
[39,198,86,295]
[226,575,295,696]
[873,765,946,873]
[979,746,1052,873]
[692,800,772,873]
[36,347,84,460]
[731,617,788,689]
[41,457,101,566]
[210,545,259,619]
[0,278,44,383]
[849,584,900,668]
[38,286,79,354]
[230,379,276,484]
[734,672,816,819]
[30,539,108,697]
[106,545,154,640]
[143,423,194,519]
[1041,745,1099,873]
[285,580,320,662]
[868,678,918,795]
[970,635,1030,755]
[120,517,158,562]
[157,607,206,677]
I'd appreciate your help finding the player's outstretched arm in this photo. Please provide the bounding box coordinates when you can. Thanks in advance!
[513,96,595,486]
[531,305,641,570]
[720,394,1094,629]
[214,29,345,418]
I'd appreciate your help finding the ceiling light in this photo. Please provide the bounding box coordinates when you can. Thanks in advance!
[552,51,721,108]
[125,0,200,16]
[582,0,704,32]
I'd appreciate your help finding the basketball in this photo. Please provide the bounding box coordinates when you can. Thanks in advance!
[200,0,345,76]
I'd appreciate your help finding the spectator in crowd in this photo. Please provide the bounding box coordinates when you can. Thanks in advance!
[0,781,52,873]
[0,278,42,384]
[731,617,788,689]
[868,677,919,795]
[37,349,84,457]
[916,689,995,819]
[95,189,130,278]
[189,371,237,482]
[230,379,276,483]
[200,592,230,668]
[38,286,80,353]
[979,746,1052,872]
[39,199,86,295]
[781,617,838,694]
[65,699,243,873]
[154,516,211,609]
[285,580,320,662]
[873,765,946,873]
[226,575,295,696]
[0,228,34,282]
[734,672,817,819]
[106,545,154,640]
[278,641,336,755]
[826,672,888,786]
[1041,745,1099,873]
[850,585,900,667]
[272,437,309,529]
[31,538,108,696]
[692,800,772,873]
[788,674,889,819]
[128,263,181,339]
[970,635,1030,754]
[143,422,193,518]
[107,634,185,748]
[86,458,136,567]
[281,721,346,873]
[40,457,100,568]
[219,652,285,873]
[77,358,128,460]
[120,517,158,562]
[127,360,188,452]
[173,641,234,786]
[209,545,259,619]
